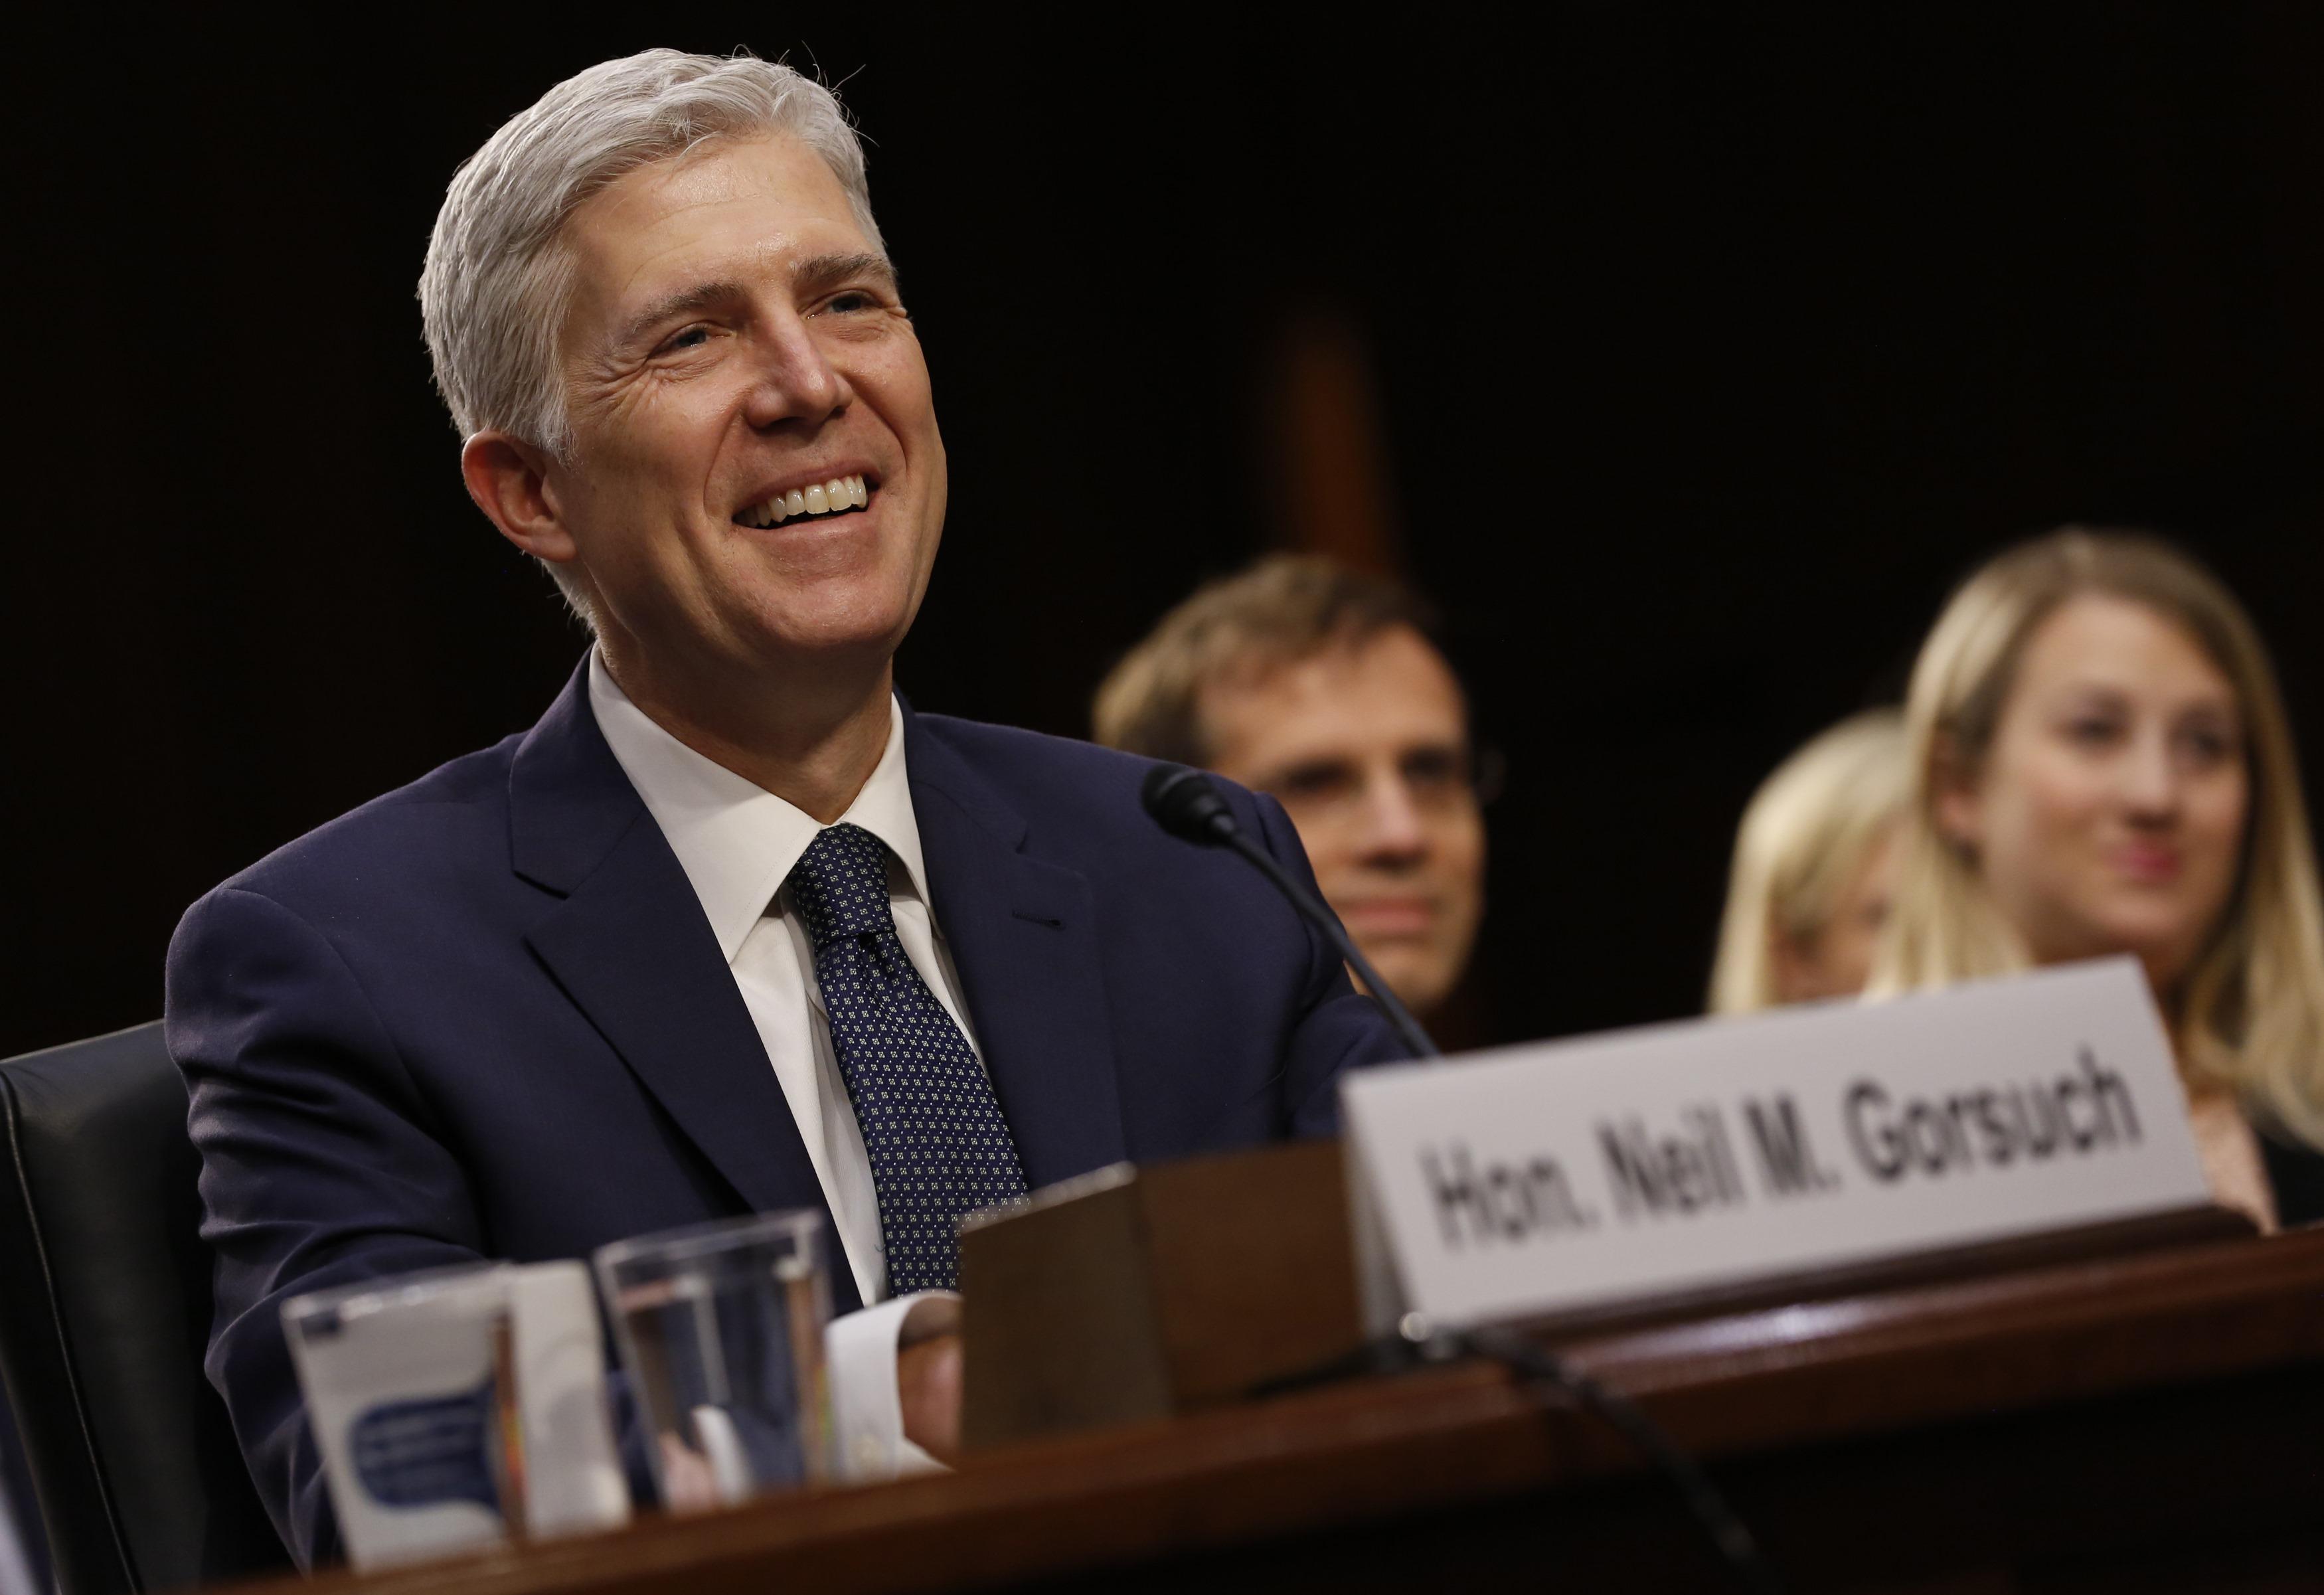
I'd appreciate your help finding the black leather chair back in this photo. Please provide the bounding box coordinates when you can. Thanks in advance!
[0,1023,292,1593]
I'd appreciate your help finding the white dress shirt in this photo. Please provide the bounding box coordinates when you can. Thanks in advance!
[588,651,969,1477]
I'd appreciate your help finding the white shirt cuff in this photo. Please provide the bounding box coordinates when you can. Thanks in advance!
[827,1291,959,1481]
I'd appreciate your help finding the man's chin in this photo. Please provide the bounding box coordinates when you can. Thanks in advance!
[738,624,909,679]
[1353,947,1451,1015]
[730,586,921,662]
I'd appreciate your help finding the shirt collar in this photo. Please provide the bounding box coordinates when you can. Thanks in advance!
[586,649,933,964]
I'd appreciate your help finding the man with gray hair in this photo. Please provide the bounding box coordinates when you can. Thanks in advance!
[166,49,1401,1565]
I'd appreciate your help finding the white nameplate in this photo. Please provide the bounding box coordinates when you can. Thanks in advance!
[1340,959,2211,1333]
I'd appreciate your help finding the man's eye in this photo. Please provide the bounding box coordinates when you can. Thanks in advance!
[818,290,881,316]
[1400,748,1463,792]
[1275,764,1357,802]
[2066,717,2121,747]
[659,326,712,353]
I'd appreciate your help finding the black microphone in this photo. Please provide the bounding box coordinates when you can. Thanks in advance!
[1141,764,1441,1060]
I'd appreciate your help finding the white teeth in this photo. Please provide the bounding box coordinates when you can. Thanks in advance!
[741,475,871,527]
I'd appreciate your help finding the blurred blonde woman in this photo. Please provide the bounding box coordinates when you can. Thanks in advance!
[1710,710,1908,1014]
[1873,529,2324,1228]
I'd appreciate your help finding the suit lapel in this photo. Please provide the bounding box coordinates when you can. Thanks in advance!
[507,665,857,1309]
[903,705,1129,1188]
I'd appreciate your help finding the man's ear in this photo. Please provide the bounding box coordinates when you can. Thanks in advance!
[460,430,578,568]
[1930,730,1983,855]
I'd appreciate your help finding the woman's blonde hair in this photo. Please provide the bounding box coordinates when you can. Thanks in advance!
[1709,710,1909,1015]
[1873,527,2324,1144]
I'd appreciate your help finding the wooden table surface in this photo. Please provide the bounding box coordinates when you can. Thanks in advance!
[290,1226,2324,1595]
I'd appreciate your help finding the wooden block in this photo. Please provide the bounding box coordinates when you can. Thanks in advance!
[956,1135,2250,1453]
[958,1140,1363,1452]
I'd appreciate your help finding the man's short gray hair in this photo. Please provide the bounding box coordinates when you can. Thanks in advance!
[420,48,882,459]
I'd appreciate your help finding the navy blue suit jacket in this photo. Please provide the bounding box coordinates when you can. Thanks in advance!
[164,663,1402,1566]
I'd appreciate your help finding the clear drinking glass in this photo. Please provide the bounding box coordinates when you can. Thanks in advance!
[593,1211,835,1513]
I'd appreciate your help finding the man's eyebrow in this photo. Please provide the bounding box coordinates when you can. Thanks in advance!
[793,251,899,298]
[612,280,745,351]
[610,254,900,351]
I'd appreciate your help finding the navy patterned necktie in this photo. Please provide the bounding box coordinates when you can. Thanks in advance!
[786,822,1029,1292]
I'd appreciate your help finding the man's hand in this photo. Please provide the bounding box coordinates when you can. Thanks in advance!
[896,1330,964,1462]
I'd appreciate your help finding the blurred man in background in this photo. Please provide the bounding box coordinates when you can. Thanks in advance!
[1096,556,1487,1024]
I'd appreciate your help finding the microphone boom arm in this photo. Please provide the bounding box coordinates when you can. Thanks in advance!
[1216,827,1443,1060]
[1140,763,1441,1061]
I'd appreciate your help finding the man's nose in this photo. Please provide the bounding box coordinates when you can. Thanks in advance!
[742,313,851,428]
[1355,773,1430,861]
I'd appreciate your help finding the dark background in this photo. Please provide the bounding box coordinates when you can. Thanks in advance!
[10,5,2323,1060]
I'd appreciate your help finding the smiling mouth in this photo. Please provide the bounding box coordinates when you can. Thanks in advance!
[734,473,872,529]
